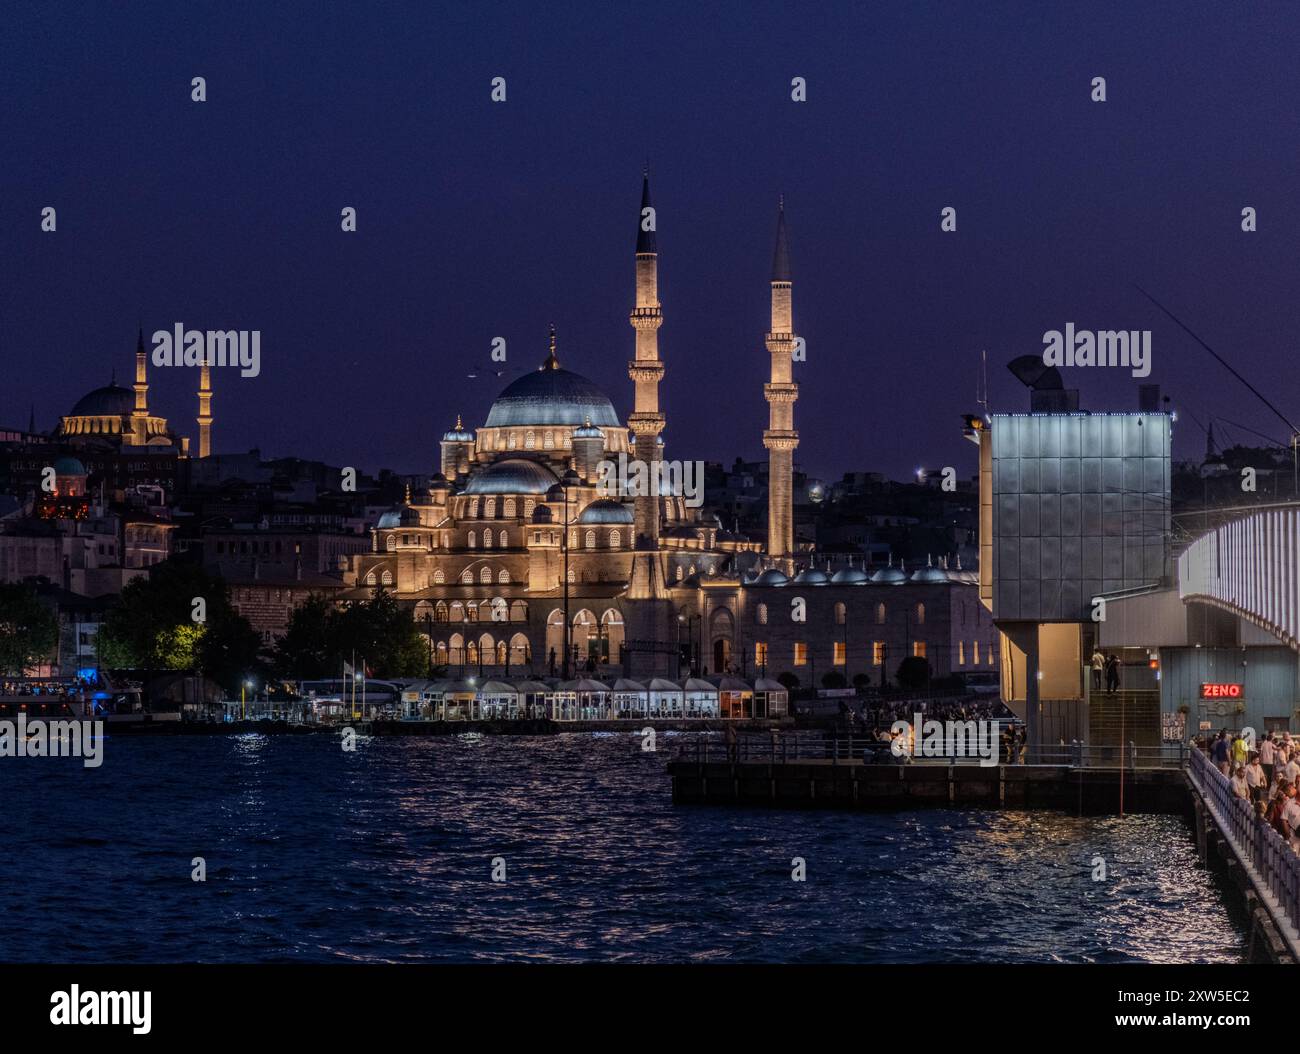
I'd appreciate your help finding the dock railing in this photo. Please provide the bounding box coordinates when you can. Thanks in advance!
[672,733,1188,768]
[1186,746,1300,955]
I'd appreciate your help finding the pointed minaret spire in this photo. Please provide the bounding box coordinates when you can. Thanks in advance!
[636,168,656,255]
[771,195,791,282]
[543,323,559,370]
[27,404,35,434]
[763,197,798,570]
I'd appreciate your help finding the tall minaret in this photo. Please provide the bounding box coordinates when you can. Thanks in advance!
[763,198,798,569]
[627,169,666,555]
[197,352,213,458]
[131,326,149,446]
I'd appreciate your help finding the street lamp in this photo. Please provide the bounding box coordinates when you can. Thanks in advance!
[241,678,254,720]
[546,468,581,680]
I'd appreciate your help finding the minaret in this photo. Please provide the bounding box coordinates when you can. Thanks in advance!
[197,353,213,458]
[131,326,149,446]
[623,170,675,676]
[763,198,798,570]
[628,170,666,553]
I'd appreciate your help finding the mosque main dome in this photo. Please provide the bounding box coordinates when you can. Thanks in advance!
[484,363,620,430]
[70,383,135,417]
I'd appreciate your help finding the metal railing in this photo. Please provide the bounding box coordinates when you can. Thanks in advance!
[1187,746,1300,954]
[672,733,1188,768]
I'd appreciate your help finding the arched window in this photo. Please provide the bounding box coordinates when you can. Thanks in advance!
[524,499,535,516]
[380,569,393,586]
[469,499,479,517]
[508,432,518,449]
[435,601,448,621]
[757,603,768,625]
[485,498,496,518]
[567,568,575,583]
[434,569,445,584]
[499,530,508,548]
[449,633,464,662]
[915,603,925,625]
[466,602,479,622]
[460,569,473,584]
[504,498,516,518]
[544,431,555,449]
[585,529,596,549]
[467,530,476,548]
[525,430,536,449]
[610,529,621,548]
[875,602,886,625]
[496,640,507,664]
[498,569,510,584]
[436,641,447,665]
[834,602,846,626]
[481,566,492,584]
[450,601,465,621]
[364,571,376,585]
[510,600,527,621]
[385,535,396,551]
[483,531,492,549]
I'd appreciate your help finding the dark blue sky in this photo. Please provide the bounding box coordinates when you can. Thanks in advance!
[4,1,1299,482]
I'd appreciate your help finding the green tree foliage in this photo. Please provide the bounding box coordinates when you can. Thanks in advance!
[0,582,59,675]
[275,589,428,680]
[97,562,262,692]
[776,671,800,691]
[821,670,848,689]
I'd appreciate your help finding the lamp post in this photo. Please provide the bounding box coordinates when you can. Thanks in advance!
[547,469,581,680]
[242,678,253,720]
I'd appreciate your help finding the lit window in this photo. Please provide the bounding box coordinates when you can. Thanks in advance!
[757,603,768,625]
[872,642,884,666]
[875,603,886,624]
[913,641,926,659]
[794,642,807,666]
[973,640,980,665]
[834,602,846,625]
[958,641,965,665]
[915,603,925,625]
[833,641,846,664]
[755,642,768,666]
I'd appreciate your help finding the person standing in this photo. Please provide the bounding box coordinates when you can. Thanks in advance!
[1090,648,1105,693]
[1261,733,1276,784]
[1104,654,1120,694]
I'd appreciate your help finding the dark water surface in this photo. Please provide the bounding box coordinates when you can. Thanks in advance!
[1,732,1248,963]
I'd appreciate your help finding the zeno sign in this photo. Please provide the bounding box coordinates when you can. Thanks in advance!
[1200,683,1244,699]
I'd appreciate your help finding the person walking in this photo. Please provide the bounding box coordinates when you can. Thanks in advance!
[1090,648,1105,693]
[1104,654,1120,694]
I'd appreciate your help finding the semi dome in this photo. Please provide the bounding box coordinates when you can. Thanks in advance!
[376,509,403,529]
[911,566,950,583]
[485,365,620,429]
[870,566,907,584]
[578,498,633,525]
[754,569,789,587]
[463,458,559,495]
[792,568,829,585]
[830,567,869,584]
[70,384,134,417]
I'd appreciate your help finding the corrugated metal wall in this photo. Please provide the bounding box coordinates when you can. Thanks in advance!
[1162,646,1298,733]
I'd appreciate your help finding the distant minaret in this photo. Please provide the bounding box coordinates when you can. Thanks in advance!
[627,169,666,555]
[763,198,798,569]
[1205,420,1217,462]
[197,352,213,458]
[131,326,149,446]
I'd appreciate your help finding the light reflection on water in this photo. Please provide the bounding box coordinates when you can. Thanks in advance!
[0,733,1247,963]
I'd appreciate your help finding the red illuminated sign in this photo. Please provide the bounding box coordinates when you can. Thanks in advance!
[1200,683,1243,699]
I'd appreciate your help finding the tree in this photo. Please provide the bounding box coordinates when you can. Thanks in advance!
[821,670,847,689]
[777,671,800,691]
[0,583,58,675]
[852,672,871,689]
[275,589,427,680]
[272,594,334,679]
[896,655,931,692]
[97,561,263,692]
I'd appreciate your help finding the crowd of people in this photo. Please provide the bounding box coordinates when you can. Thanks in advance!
[1204,729,1300,843]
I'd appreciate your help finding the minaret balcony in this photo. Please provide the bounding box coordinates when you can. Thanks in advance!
[762,430,800,451]
[627,361,665,383]
[763,383,799,403]
[629,308,663,330]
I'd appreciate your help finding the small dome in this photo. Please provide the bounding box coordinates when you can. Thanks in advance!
[792,568,829,585]
[399,507,421,526]
[754,569,789,587]
[830,567,869,584]
[572,416,605,440]
[578,499,633,525]
[376,509,402,529]
[463,458,559,495]
[531,505,554,524]
[70,384,134,417]
[911,567,950,583]
[870,566,907,584]
[52,456,87,475]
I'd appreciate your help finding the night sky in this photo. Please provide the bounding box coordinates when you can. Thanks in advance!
[5,1,1299,483]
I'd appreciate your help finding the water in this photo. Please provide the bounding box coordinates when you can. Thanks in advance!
[1,733,1248,963]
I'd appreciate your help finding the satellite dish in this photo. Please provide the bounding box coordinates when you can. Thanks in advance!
[1007,355,1064,391]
